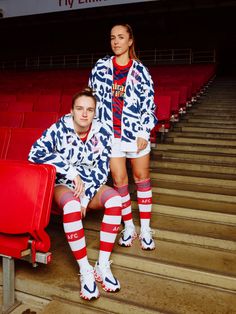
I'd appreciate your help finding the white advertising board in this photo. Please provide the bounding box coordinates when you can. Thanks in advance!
[0,0,157,18]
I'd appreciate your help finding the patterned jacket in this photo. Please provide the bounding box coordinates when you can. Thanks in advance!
[89,56,157,151]
[28,114,112,208]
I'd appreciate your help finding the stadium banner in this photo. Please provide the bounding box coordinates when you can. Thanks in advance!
[0,0,156,18]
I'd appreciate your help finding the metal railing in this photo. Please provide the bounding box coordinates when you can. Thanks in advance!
[0,48,216,70]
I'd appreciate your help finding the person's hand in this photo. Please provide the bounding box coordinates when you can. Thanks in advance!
[73,175,84,198]
[81,206,87,218]
[137,137,148,153]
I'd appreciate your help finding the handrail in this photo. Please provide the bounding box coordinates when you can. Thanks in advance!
[0,48,216,70]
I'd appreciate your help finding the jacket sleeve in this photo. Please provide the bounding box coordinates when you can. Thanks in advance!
[82,133,112,207]
[28,124,79,181]
[137,67,158,141]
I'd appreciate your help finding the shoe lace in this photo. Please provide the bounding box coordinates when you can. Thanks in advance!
[79,267,95,283]
[120,225,135,236]
[140,227,155,240]
[99,260,113,278]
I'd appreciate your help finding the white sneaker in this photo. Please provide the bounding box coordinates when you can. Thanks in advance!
[79,266,100,300]
[94,261,120,292]
[139,227,155,250]
[118,225,137,247]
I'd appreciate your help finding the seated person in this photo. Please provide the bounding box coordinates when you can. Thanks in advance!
[28,87,122,300]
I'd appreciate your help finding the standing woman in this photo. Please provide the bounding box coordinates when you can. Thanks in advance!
[89,24,157,250]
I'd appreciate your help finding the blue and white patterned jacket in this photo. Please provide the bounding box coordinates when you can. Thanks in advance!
[28,114,112,208]
[89,56,157,151]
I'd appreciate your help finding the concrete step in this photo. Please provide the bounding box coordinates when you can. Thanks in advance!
[152,143,236,155]
[152,149,236,165]
[185,112,236,118]
[150,172,236,194]
[175,126,236,134]
[151,186,236,215]
[41,298,113,314]
[150,159,236,175]
[176,121,236,129]
[167,136,236,147]
[191,105,236,111]
[133,201,236,228]
[167,131,236,140]
[193,101,236,107]
[184,118,236,125]
[152,186,236,206]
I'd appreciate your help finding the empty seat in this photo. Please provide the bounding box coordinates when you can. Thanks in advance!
[0,101,9,111]
[0,94,16,103]
[8,101,34,112]
[0,159,56,313]
[60,94,72,115]
[0,112,24,128]
[151,95,172,143]
[5,128,44,160]
[22,112,59,128]
[33,94,61,112]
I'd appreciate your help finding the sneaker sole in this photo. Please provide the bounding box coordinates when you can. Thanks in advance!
[94,272,120,293]
[118,234,137,247]
[141,246,156,250]
[80,292,100,300]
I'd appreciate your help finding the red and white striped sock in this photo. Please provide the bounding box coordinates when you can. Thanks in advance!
[98,188,122,265]
[136,179,152,230]
[114,184,134,228]
[60,191,90,272]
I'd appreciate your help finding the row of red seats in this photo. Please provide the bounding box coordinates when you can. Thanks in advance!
[0,92,75,114]
[0,65,216,143]
[0,111,59,128]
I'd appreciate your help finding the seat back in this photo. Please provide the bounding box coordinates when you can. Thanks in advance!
[0,112,24,128]
[155,95,172,121]
[22,112,58,128]
[5,128,44,160]
[8,101,34,112]
[0,160,56,253]
[33,94,61,112]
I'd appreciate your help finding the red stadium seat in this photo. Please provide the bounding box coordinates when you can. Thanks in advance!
[0,112,24,128]
[8,101,34,112]
[33,94,61,112]
[60,94,72,115]
[22,112,59,128]
[0,101,9,111]
[0,94,16,104]
[5,128,44,160]
[151,95,172,143]
[0,160,56,312]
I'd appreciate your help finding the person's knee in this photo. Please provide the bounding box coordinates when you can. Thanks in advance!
[58,191,80,210]
[133,172,149,182]
[101,188,122,213]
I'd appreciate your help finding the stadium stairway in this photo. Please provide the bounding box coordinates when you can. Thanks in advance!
[1,76,236,313]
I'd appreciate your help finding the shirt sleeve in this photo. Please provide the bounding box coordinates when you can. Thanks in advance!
[28,124,79,181]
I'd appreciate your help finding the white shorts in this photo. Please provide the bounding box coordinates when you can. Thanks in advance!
[111,138,151,159]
